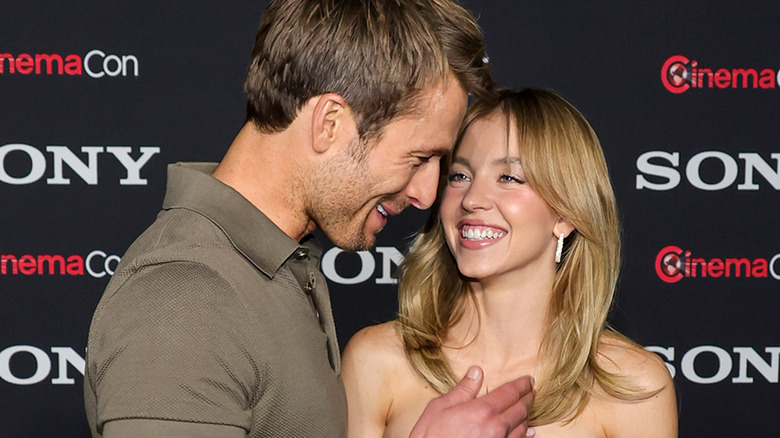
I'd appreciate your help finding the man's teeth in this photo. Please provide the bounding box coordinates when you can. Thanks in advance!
[461,226,504,241]
[376,204,388,217]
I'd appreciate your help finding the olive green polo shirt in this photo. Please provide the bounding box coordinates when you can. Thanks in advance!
[84,162,347,437]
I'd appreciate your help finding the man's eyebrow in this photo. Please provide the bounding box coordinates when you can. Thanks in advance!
[422,147,451,157]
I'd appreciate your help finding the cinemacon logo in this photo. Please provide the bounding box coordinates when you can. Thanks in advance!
[661,55,779,94]
[0,50,139,78]
[636,151,780,191]
[0,246,402,284]
[1,250,121,279]
[0,143,159,185]
[655,245,780,283]
[2,344,777,386]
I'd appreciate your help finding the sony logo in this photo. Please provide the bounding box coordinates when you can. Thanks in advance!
[636,151,779,191]
[648,345,780,384]
[3,344,777,386]
[0,143,159,186]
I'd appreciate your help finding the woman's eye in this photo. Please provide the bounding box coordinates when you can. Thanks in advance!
[499,174,525,184]
[447,172,469,183]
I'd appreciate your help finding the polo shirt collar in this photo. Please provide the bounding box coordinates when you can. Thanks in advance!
[161,162,318,278]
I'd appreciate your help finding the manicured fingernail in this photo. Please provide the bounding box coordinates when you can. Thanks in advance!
[530,377,535,387]
[467,366,481,380]
[527,427,536,437]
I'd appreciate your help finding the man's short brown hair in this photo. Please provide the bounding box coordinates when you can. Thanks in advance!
[245,0,494,140]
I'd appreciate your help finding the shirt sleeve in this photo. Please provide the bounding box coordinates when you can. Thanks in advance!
[86,260,262,434]
[103,418,247,438]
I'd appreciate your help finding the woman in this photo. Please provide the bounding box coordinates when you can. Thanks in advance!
[342,88,677,437]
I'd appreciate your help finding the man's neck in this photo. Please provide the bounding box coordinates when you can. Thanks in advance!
[212,122,315,242]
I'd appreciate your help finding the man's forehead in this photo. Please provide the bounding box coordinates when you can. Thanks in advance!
[422,145,454,156]
[407,76,467,115]
[366,77,466,154]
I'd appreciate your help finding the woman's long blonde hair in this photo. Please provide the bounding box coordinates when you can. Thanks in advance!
[396,88,653,425]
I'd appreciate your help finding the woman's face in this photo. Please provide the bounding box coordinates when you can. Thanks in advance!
[440,110,561,282]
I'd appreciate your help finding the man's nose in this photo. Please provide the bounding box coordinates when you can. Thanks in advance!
[406,161,440,210]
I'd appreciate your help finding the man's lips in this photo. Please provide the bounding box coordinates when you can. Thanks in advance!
[376,202,405,217]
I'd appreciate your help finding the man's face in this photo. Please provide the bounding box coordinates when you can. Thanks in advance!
[309,78,468,251]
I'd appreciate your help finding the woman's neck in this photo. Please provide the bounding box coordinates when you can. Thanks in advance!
[443,267,555,381]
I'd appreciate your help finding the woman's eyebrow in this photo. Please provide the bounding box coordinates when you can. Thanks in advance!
[452,156,470,166]
[491,157,521,166]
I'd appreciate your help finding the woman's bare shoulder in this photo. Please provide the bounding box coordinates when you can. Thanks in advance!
[343,321,405,364]
[342,320,410,394]
[342,321,412,438]
[596,331,673,391]
[593,332,678,437]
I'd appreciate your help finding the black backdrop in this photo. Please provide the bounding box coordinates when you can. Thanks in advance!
[1,1,778,436]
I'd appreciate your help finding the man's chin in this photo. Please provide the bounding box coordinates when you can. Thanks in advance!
[327,231,376,252]
[338,236,375,252]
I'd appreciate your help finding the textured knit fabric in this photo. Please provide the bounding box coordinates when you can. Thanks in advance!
[84,162,347,437]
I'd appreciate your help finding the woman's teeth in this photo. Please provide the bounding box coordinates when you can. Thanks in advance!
[461,226,505,241]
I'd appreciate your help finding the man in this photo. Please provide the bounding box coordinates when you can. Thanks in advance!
[84,1,535,436]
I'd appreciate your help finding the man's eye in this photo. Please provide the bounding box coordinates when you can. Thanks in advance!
[412,156,432,167]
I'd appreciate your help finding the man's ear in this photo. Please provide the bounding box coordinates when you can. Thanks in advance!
[311,93,354,154]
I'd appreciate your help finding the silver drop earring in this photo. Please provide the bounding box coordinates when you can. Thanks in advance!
[555,232,565,263]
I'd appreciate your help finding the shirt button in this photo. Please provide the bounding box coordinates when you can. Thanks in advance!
[295,248,309,260]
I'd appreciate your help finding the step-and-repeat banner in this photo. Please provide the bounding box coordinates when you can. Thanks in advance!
[1,1,777,436]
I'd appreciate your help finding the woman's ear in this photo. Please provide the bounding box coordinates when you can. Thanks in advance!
[553,217,575,239]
